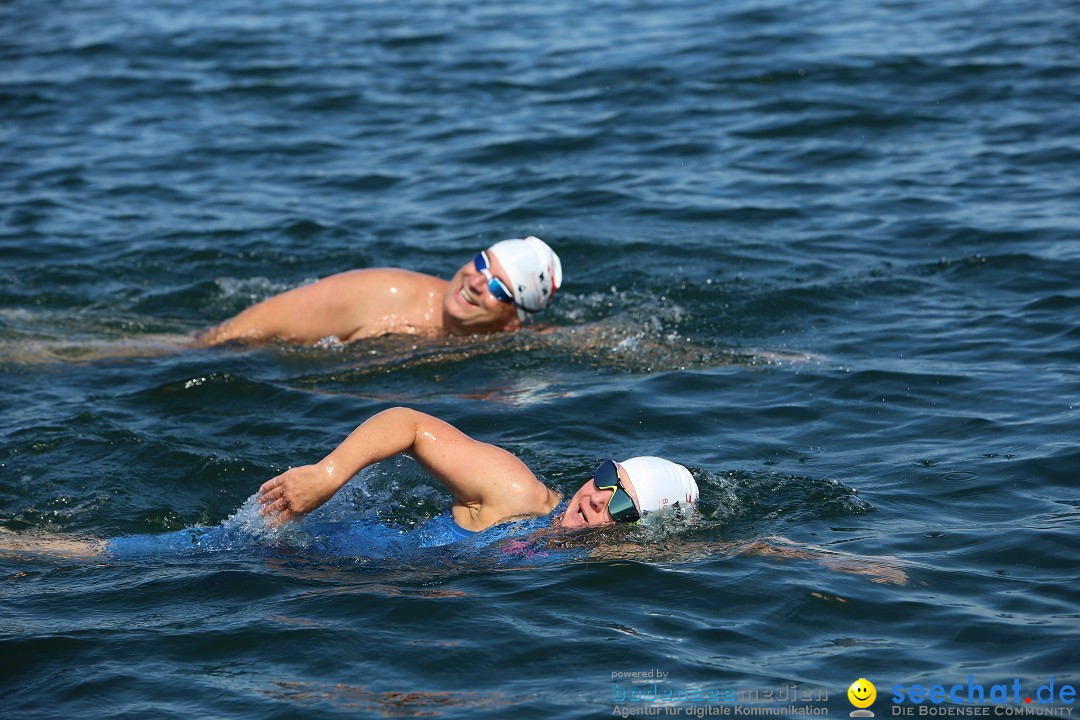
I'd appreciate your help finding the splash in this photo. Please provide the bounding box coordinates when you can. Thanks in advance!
[698,469,874,527]
[218,494,291,545]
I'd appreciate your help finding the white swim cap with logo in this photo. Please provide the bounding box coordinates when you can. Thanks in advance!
[486,236,562,321]
[620,456,699,521]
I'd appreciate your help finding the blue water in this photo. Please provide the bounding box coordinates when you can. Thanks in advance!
[2,0,1079,717]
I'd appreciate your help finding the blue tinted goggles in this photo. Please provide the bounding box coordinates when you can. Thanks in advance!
[473,251,537,314]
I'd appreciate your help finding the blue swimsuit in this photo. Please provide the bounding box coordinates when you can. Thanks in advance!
[106,501,580,565]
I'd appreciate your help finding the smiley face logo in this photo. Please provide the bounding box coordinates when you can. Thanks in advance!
[848,678,877,709]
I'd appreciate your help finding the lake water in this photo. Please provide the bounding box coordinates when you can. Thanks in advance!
[2,0,1078,718]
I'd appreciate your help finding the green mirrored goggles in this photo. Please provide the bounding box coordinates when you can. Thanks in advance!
[592,459,641,524]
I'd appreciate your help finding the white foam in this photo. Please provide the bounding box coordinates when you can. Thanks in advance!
[218,494,291,544]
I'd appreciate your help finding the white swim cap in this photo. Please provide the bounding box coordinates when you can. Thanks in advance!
[487,236,562,321]
[620,456,699,521]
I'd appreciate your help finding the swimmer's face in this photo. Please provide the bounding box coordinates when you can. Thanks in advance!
[560,464,641,528]
[442,250,520,333]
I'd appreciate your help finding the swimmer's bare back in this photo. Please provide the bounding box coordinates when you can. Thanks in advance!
[197,269,449,345]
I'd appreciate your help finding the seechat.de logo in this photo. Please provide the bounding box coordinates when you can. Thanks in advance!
[848,678,877,717]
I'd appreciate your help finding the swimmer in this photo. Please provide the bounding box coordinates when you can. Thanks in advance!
[0,408,908,583]
[197,236,562,345]
[0,407,698,564]
[257,407,906,583]
[257,407,699,532]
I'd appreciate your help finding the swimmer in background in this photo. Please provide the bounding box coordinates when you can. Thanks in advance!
[197,236,562,345]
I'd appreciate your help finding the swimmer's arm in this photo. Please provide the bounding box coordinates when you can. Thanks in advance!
[258,407,542,525]
[0,528,104,561]
[740,536,909,585]
[579,537,907,585]
[196,271,370,346]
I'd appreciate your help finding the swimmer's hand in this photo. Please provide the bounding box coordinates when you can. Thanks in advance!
[257,464,339,526]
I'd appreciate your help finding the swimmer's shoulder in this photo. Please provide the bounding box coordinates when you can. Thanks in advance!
[324,267,447,302]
